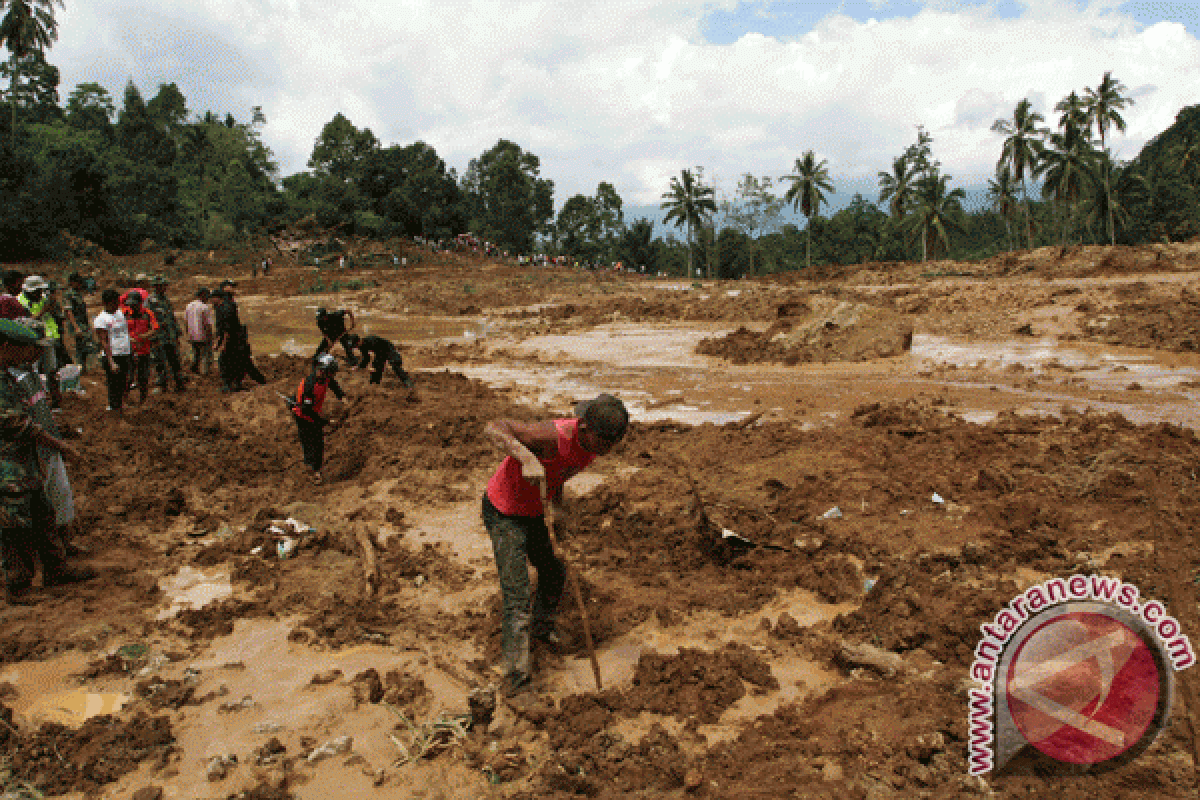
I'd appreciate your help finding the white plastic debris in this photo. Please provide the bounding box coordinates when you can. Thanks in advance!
[276,538,296,559]
[932,493,945,505]
[720,528,754,545]
[821,507,843,520]
[307,735,353,764]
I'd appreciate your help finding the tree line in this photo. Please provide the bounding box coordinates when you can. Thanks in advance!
[0,1,1195,272]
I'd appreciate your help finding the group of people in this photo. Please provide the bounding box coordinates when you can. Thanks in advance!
[0,263,633,704]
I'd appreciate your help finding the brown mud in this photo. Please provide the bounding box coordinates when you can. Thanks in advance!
[2,239,1200,798]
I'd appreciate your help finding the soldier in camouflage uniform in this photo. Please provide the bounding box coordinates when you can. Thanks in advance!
[148,275,186,392]
[64,273,93,373]
[0,319,93,603]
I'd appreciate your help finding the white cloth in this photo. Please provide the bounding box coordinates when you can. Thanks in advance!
[39,447,74,526]
[93,310,131,356]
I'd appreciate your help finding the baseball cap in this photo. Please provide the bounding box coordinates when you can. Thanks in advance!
[22,275,47,292]
[573,393,629,441]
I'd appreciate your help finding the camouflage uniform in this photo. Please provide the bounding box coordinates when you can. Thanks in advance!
[0,369,56,594]
[63,287,92,371]
[148,285,185,390]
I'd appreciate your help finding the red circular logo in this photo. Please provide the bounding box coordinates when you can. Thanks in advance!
[1006,611,1161,765]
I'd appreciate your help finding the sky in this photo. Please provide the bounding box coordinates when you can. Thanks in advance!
[51,0,1200,218]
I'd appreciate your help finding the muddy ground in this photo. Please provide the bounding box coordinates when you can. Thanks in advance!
[2,240,1200,798]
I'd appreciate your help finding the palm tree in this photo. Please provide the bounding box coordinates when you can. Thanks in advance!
[1084,71,1134,245]
[1084,159,1144,244]
[783,150,834,270]
[987,164,1019,252]
[991,99,1046,249]
[0,0,63,148]
[877,156,915,219]
[660,168,717,278]
[908,171,965,260]
[1039,128,1096,247]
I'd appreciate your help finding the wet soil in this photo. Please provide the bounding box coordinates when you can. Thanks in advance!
[3,240,1200,797]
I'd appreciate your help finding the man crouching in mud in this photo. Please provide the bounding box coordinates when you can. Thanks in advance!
[483,393,629,697]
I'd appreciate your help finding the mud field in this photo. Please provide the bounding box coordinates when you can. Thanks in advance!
[3,241,1200,798]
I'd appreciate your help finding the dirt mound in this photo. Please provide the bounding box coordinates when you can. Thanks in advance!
[4,705,174,795]
[697,299,912,364]
[1082,285,1200,352]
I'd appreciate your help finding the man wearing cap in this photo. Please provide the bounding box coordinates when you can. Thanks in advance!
[17,277,62,408]
[0,318,93,602]
[482,393,629,696]
[63,274,93,373]
[185,288,214,376]
[148,276,185,392]
[93,289,132,411]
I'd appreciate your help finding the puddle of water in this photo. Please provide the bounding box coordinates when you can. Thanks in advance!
[24,690,130,726]
[157,566,233,620]
[912,334,1200,391]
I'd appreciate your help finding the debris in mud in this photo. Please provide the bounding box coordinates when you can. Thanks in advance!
[698,300,913,364]
[4,707,174,796]
[306,735,353,764]
[622,643,778,723]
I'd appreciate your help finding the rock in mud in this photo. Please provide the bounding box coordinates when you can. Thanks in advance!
[836,641,910,677]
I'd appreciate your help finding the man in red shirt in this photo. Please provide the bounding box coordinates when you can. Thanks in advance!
[122,292,159,406]
[482,393,629,696]
[291,353,346,484]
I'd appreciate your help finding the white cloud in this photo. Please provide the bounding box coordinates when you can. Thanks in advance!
[50,0,1200,207]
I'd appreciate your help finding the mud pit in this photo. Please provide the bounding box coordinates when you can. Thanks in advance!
[3,242,1200,797]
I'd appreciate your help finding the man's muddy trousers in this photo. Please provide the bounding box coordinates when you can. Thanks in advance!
[481,494,566,683]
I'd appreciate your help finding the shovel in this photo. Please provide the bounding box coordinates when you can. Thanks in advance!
[542,489,603,691]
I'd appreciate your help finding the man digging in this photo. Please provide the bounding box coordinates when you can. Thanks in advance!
[482,393,629,697]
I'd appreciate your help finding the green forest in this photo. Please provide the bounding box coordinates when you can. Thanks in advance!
[0,0,1197,276]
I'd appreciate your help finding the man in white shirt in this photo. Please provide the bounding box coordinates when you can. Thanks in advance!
[93,289,132,412]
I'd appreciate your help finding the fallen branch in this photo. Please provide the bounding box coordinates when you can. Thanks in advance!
[352,524,380,597]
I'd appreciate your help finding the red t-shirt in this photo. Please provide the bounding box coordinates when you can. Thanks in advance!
[485,418,596,517]
[124,308,159,356]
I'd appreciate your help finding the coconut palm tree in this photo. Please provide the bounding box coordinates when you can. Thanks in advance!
[991,99,1046,249]
[1038,127,1096,247]
[908,171,965,261]
[1084,159,1144,244]
[987,164,1019,252]
[660,168,717,278]
[878,156,915,219]
[0,0,63,148]
[1084,71,1134,245]
[783,150,834,270]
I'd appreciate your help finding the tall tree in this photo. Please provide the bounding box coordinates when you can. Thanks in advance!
[992,98,1046,249]
[0,0,62,147]
[462,139,553,253]
[660,168,717,278]
[308,112,379,181]
[877,156,915,219]
[1084,71,1134,245]
[782,150,834,271]
[908,170,966,260]
[987,164,1019,252]
[724,173,784,274]
[65,81,114,133]
[1039,127,1096,247]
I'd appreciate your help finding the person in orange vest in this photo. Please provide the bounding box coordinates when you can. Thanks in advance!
[122,292,159,406]
[291,353,346,484]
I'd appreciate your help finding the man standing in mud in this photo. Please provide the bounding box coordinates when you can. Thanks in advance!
[64,274,93,373]
[148,276,186,392]
[482,393,629,696]
[0,319,93,603]
[291,353,345,484]
[214,283,267,392]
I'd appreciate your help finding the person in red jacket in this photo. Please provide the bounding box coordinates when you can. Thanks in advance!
[122,292,159,405]
[482,393,629,696]
[291,353,346,484]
